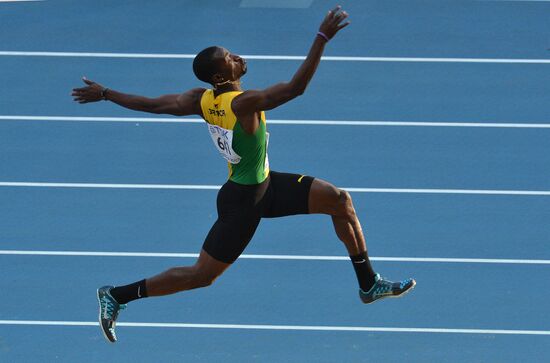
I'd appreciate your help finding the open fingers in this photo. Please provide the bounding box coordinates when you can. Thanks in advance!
[319,5,350,40]
[72,96,90,104]
[329,5,341,15]
[337,20,350,30]
[326,6,348,28]
[71,87,98,103]
[333,10,348,24]
[72,87,89,92]
[82,77,94,85]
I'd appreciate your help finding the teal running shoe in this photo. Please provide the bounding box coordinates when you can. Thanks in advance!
[97,286,126,343]
[359,274,416,304]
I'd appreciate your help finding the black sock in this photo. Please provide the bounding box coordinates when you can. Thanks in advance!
[110,279,148,304]
[350,251,376,292]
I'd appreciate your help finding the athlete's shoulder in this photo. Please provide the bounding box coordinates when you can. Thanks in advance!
[178,87,207,102]
[189,87,208,98]
[176,88,207,116]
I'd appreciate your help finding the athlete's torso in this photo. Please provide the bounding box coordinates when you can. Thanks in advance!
[199,89,270,185]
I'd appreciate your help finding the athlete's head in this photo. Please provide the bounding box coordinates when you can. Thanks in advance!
[193,46,247,87]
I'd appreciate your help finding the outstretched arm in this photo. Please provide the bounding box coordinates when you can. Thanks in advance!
[232,5,349,115]
[72,77,204,116]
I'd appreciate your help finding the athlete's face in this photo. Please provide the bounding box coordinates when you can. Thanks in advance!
[214,47,247,82]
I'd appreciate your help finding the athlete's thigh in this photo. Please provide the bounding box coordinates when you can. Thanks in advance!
[262,171,314,218]
[202,214,261,264]
[203,181,263,264]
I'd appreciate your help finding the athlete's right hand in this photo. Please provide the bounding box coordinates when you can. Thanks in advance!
[318,5,350,40]
[72,77,107,103]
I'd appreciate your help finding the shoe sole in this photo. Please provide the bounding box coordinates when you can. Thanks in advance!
[362,279,417,305]
[97,289,116,343]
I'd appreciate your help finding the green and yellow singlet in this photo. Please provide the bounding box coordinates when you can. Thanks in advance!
[200,89,270,185]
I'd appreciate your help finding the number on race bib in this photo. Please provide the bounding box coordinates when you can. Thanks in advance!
[208,125,241,164]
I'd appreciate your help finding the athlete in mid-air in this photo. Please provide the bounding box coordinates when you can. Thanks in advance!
[72,6,415,343]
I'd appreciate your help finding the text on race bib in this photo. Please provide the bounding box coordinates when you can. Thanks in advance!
[207,124,241,164]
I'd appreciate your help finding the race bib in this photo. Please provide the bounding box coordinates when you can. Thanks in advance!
[207,124,241,164]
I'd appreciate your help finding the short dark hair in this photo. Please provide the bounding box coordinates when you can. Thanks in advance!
[193,46,221,84]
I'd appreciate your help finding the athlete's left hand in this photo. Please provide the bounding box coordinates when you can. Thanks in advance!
[72,77,107,103]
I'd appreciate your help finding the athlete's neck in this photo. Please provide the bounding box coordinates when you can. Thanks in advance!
[213,81,242,96]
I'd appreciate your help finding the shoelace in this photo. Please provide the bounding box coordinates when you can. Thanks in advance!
[101,296,126,320]
[372,277,393,294]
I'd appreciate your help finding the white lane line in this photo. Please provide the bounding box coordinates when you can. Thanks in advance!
[1,250,549,265]
[344,188,550,196]
[2,115,550,128]
[478,0,550,2]
[0,115,200,123]
[0,320,548,336]
[1,182,550,196]
[0,182,221,190]
[1,51,550,64]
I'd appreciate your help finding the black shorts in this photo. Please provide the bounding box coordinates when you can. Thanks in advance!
[202,171,315,264]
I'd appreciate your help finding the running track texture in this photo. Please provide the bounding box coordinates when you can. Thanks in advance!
[1,1,549,362]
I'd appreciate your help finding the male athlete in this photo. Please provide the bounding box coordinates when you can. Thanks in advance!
[72,6,415,343]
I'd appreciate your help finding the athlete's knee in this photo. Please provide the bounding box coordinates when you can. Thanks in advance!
[335,189,356,218]
[316,184,356,217]
[194,275,215,288]
[192,267,222,289]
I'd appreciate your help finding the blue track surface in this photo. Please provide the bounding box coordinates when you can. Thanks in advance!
[1,1,549,362]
